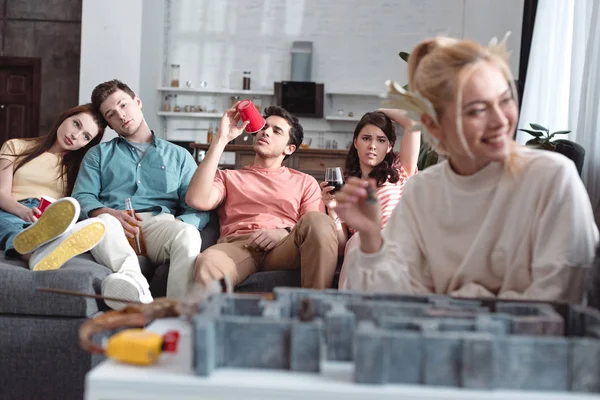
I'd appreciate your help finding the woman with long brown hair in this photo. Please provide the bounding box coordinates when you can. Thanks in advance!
[0,103,107,269]
[321,109,420,288]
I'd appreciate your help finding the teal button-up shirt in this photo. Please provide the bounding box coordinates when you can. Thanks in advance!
[72,135,209,230]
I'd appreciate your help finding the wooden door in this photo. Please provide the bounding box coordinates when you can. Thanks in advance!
[0,57,42,147]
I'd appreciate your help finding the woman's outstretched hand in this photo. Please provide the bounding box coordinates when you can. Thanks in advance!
[331,177,381,236]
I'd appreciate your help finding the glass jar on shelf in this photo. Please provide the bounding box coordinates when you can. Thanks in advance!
[170,64,180,87]
[172,95,181,112]
[161,95,172,112]
[242,71,251,90]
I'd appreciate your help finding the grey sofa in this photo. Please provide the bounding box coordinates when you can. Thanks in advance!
[0,254,111,400]
[0,211,303,399]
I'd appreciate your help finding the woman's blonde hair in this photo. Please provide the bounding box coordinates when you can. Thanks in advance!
[407,36,521,171]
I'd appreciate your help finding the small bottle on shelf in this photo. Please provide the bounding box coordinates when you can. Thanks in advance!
[161,95,172,112]
[242,71,251,90]
[207,124,214,144]
[170,64,180,87]
[173,95,181,112]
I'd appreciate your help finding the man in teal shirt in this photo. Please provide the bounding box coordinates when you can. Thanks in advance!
[73,79,209,309]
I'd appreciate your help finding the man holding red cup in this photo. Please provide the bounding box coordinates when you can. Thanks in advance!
[236,99,265,134]
[186,103,338,289]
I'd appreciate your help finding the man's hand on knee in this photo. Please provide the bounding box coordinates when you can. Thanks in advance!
[244,229,288,252]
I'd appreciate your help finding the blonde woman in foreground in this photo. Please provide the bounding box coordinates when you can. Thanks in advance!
[334,35,599,302]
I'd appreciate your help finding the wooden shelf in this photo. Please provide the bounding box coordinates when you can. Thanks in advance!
[158,86,274,96]
[157,111,221,118]
[325,116,361,122]
[158,87,381,98]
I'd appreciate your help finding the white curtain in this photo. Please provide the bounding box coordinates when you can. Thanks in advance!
[576,1,600,225]
[518,0,600,224]
[516,0,574,144]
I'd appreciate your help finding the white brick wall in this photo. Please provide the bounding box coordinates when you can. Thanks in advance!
[81,0,524,153]
[168,0,466,93]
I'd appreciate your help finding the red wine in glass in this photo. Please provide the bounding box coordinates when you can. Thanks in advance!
[326,167,344,194]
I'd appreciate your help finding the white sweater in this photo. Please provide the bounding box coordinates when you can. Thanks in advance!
[345,147,599,302]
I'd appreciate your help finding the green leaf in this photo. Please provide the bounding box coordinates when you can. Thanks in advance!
[399,52,410,63]
[529,123,548,132]
[549,130,571,139]
[402,83,409,90]
[518,129,544,137]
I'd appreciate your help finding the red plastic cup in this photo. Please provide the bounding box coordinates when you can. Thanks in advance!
[38,196,55,214]
[237,100,265,134]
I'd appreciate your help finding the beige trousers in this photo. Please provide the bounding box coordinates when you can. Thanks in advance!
[91,213,201,297]
[194,211,338,289]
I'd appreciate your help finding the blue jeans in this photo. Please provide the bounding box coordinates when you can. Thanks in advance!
[0,198,39,258]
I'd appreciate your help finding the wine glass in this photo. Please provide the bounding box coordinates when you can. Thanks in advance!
[325,167,344,194]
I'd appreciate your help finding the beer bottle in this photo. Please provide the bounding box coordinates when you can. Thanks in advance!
[124,197,147,256]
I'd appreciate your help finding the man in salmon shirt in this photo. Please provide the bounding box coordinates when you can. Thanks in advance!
[186,105,338,289]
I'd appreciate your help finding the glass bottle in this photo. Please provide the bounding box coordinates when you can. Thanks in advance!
[173,94,181,112]
[124,197,147,256]
[170,64,180,87]
[242,71,251,90]
[206,124,214,144]
[161,95,172,112]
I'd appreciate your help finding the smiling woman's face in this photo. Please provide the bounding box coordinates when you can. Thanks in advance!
[430,60,518,175]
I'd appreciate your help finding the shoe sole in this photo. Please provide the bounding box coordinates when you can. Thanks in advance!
[102,275,144,310]
[32,222,106,271]
[14,201,77,254]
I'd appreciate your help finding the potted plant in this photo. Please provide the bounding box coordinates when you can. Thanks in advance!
[517,123,570,150]
[518,123,585,176]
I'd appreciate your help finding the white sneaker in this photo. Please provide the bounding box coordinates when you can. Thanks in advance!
[29,218,106,271]
[101,273,153,310]
[14,197,80,254]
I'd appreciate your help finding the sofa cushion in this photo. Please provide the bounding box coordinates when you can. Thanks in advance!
[0,253,110,317]
[235,270,301,292]
[148,264,302,297]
